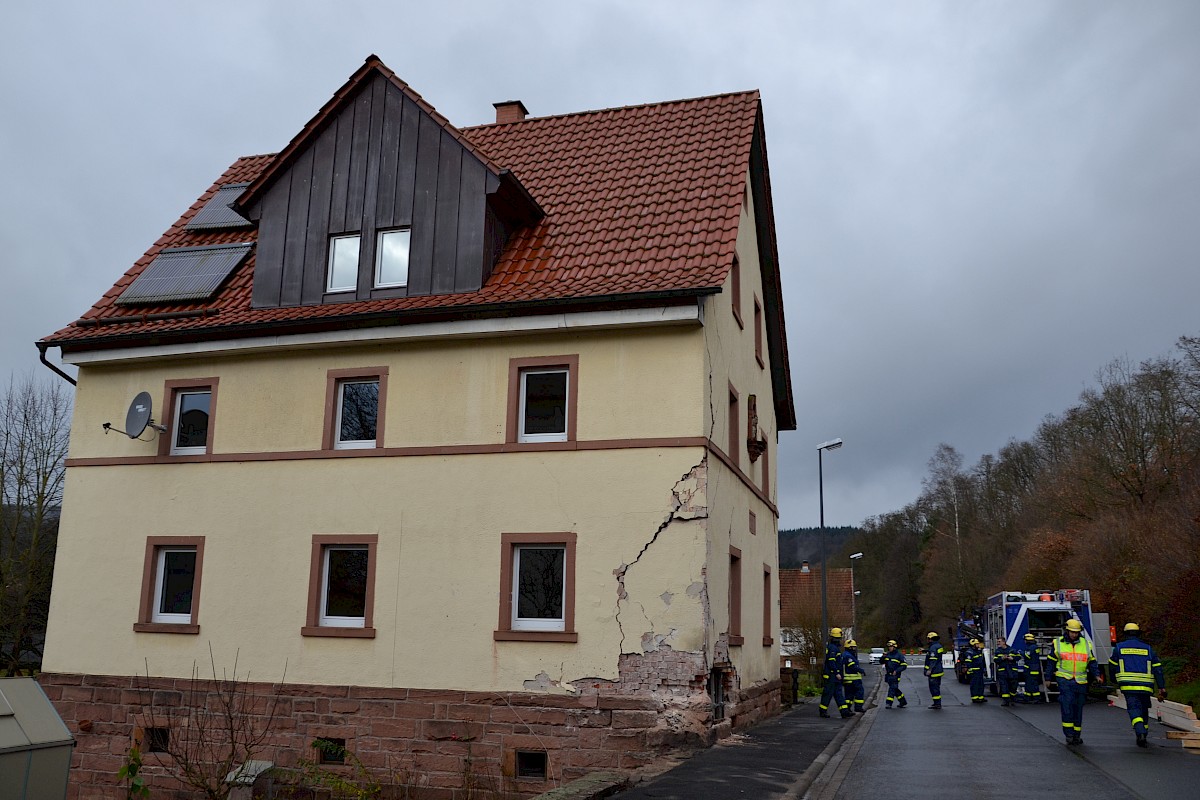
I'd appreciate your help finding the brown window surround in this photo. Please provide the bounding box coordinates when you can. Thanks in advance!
[727,383,739,469]
[157,378,219,458]
[763,564,774,646]
[730,257,743,329]
[303,534,378,638]
[505,355,579,446]
[495,532,578,643]
[134,536,205,635]
[754,296,764,369]
[749,510,757,536]
[728,545,743,647]
[322,367,389,451]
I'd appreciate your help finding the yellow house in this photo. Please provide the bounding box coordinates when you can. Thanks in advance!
[36,56,795,796]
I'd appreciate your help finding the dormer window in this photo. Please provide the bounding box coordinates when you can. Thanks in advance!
[375,229,411,289]
[327,235,360,293]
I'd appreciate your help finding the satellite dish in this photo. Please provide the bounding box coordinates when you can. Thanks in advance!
[125,392,154,439]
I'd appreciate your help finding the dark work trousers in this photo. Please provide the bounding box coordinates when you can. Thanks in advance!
[970,668,985,702]
[928,674,943,707]
[1057,678,1087,740]
[886,675,905,706]
[1123,690,1151,737]
[998,670,1017,702]
[1025,665,1043,700]
[820,677,848,716]
[844,678,865,711]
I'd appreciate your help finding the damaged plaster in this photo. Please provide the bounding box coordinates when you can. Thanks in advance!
[614,459,710,658]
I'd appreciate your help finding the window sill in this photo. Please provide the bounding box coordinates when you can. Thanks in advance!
[728,635,745,647]
[494,630,578,643]
[133,622,200,635]
[763,636,774,646]
[301,626,376,639]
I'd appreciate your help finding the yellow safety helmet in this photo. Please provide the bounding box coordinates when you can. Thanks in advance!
[970,638,982,647]
[1024,633,1036,641]
[927,631,939,639]
[887,639,897,647]
[845,639,857,648]
[1123,622,1140,633]
[1065,619,1083,632]
[830,627,843,639]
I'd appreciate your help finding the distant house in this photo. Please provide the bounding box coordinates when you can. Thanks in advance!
[778,567,856,657]
[35,56,795,796]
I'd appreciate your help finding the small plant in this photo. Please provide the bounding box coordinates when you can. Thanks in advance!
[290,739,383,800]
[117,745,150,800]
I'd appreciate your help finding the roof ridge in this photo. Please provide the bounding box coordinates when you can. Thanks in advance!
[463,88,760,131]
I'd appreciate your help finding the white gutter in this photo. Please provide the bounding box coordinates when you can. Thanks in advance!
[63,303,703,366]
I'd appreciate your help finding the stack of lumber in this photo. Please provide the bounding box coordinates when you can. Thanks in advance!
[1108,691,1200,749]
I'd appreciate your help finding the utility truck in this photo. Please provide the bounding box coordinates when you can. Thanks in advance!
[952,589,1111,698]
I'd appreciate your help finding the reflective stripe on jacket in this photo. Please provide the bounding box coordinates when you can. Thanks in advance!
[822,641,842,679]
[884,648,908,676]
[926,642,946,676]
[1050,636,1096,684]
[1112,637,1165,692]
[842,650,863,682]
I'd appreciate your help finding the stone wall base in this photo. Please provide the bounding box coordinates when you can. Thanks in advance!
[38,672,779,799]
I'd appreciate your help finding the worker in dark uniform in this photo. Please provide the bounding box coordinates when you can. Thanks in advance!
[842,639,865,713]
[963,638,987,703]
[924,631,946,710]
[1021,632,1043,703]
[1048,618,1098,745]
[819,627,852,718]
[994,636,1019,706]
[1110,622,1167,748]
[883,639,907,708]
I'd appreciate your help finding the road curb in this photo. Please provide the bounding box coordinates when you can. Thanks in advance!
[781,676,885,800]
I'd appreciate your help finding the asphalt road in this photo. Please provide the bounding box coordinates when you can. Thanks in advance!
[820,665,1200,799]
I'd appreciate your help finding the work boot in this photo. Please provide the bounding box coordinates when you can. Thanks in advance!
[899,699,907,708]
[819,711,830,718]
[1137,733,1148,748]
[885,703,892,709]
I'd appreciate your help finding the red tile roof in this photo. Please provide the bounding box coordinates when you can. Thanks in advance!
[779,568,856,630]
[43,86,762,349]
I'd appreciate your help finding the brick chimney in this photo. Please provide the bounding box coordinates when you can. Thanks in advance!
[493,100,529,124]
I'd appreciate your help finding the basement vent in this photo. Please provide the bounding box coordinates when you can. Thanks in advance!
[516,750,548,780]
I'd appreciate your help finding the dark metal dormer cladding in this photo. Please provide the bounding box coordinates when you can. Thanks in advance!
[236,58,542,309]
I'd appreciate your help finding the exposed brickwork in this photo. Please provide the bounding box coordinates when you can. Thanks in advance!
[40,669,779,799]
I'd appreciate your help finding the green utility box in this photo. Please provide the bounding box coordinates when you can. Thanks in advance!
[0,678,74,800]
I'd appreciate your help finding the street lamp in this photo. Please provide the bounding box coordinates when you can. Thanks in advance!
[817,438,843,646]
[849,552,863,639]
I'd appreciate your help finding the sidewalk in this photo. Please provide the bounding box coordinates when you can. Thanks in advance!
[611,675,882,799]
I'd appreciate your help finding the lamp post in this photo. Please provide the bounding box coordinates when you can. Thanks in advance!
[817,438,843,646]
[849,552,863,639]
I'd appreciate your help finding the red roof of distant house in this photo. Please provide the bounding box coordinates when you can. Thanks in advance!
[779,568,856,630]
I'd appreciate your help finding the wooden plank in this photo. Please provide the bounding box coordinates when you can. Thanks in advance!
[375,84,403,229]
[407,113,441,295]
[430,135,462,295]
[250,181,289,307]
[279,148,314,307]
[454,154,487,292]
[1165,731,1200,740]
[394,96,420,225]
[329,111,353,233]
[344,80,374,228]
[301,123,337,305]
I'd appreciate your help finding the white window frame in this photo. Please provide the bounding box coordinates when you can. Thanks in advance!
[151,547,197,624]
[518,369,569,443]
[319,545,368,628]
[170,390,211,456]
[511,544,567,632]
[327,234,361,293]
[374,229,411,289]
[334,379,379,450]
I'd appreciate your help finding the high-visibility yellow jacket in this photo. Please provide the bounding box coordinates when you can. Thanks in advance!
[1049,635,1096,684]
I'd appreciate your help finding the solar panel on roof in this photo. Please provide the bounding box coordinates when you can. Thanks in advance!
[116,243,252,305]
[185,183,252,229]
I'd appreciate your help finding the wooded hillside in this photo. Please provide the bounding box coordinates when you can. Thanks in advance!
[838,335,1200,677]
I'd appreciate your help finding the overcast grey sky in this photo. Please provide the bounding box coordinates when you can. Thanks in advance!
[3,1,1198,530]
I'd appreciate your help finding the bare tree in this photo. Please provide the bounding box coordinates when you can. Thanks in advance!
[0,374,70,675]
[139,648,286,800]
